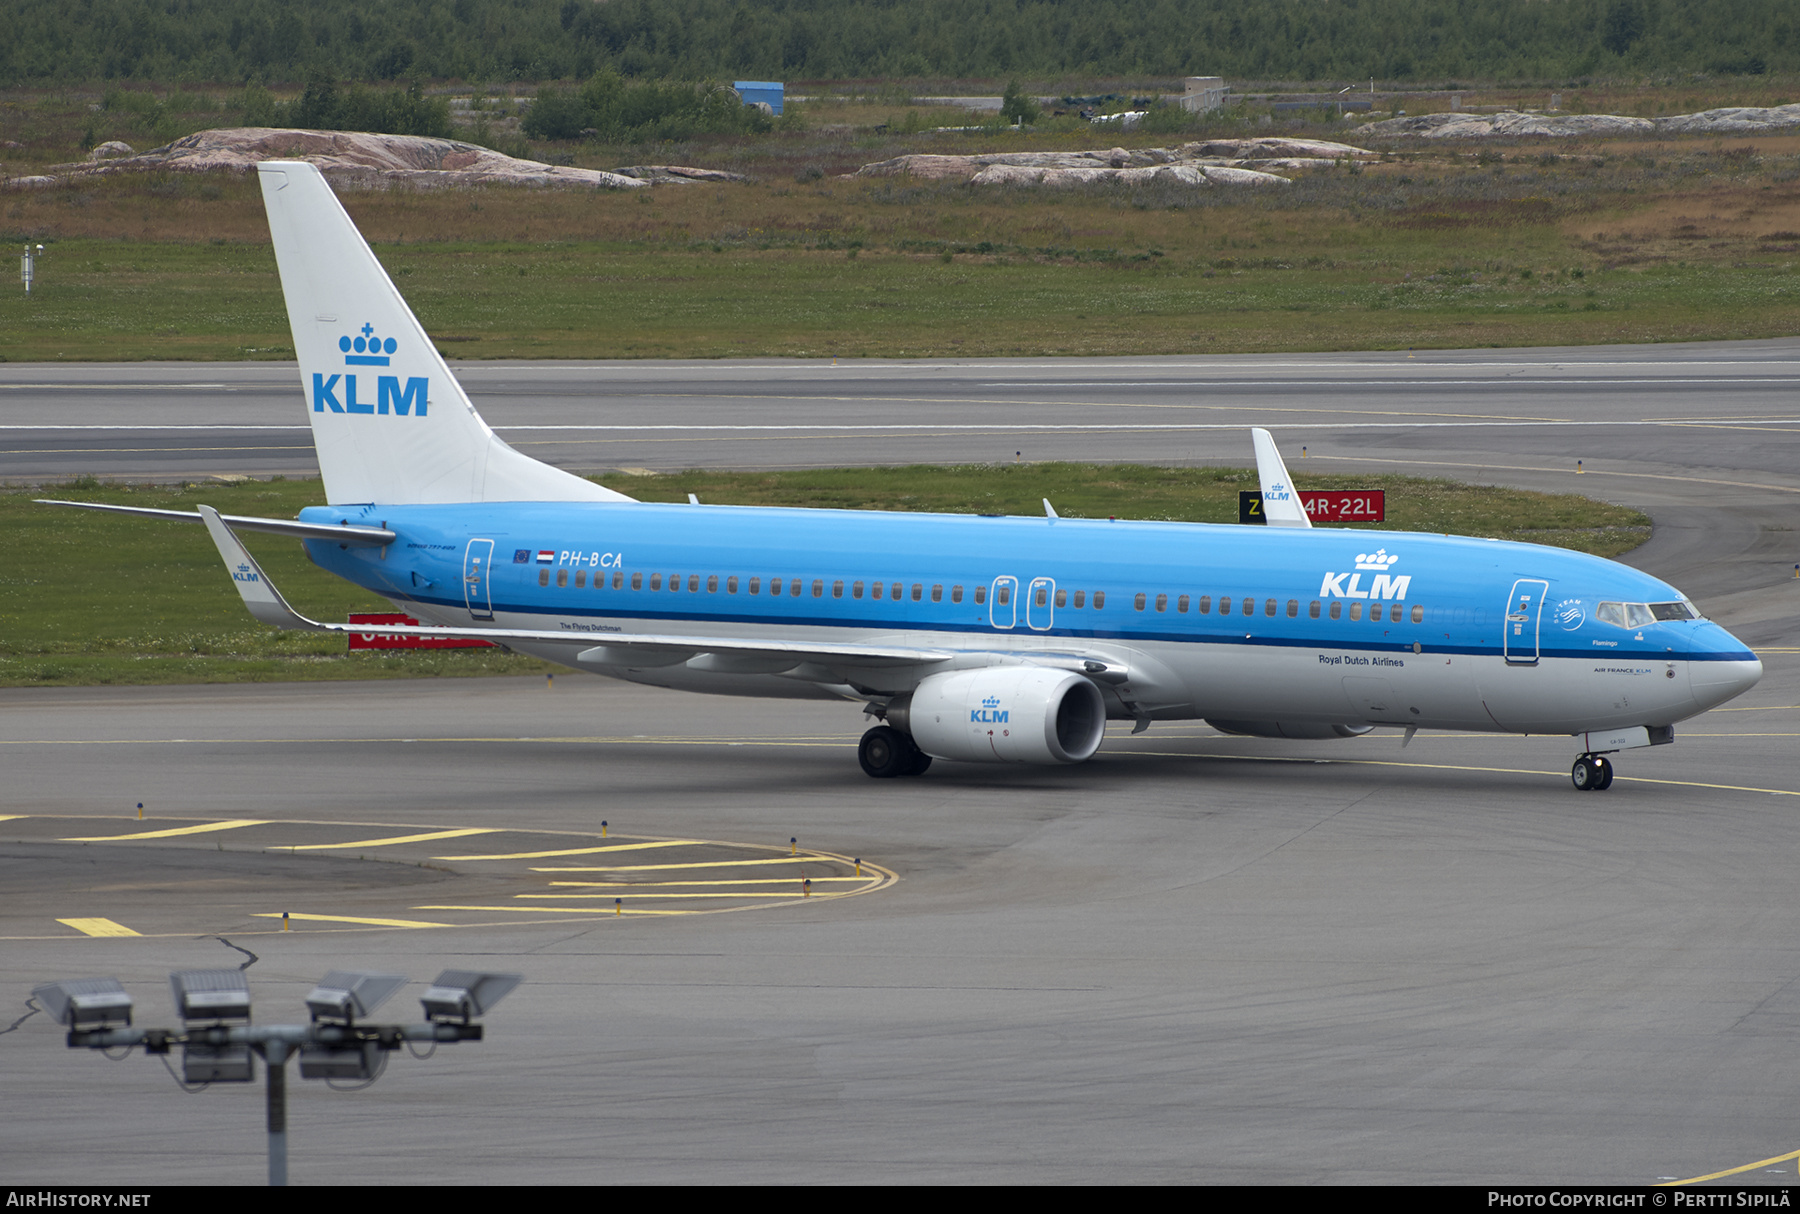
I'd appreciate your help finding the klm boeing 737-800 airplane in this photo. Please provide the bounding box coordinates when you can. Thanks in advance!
[41,161,1762,788]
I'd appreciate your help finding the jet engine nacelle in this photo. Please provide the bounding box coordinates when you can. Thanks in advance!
[891,667,1107,765]
[1206,719,1373,740]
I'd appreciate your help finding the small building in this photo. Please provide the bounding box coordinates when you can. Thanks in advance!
[734,81,784,116]
[1180,77,1228,113]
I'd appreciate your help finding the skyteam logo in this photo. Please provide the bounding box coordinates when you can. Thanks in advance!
[312,322,428,417]
[1320,548,1410,601]
[1553,598,1586,630]
[972,694,1009,724]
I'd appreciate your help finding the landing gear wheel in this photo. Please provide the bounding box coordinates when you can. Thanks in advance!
[1593,756,1613,790]
[1571,755,1599,791]
[860,726,927,779]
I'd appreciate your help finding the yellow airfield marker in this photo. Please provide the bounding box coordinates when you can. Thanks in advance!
[517,891,810,900]
[414,904,687,916]
[62,819,266,842]
[58,918,140,937]
[441,839,696,861]
[254,912,453,929]
[283,827,499,851]
[540,856,835,873]
[546,877,870,888]
[1660,1145,1800,1186]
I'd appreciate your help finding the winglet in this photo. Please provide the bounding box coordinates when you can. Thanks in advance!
[1251,428,1311,529]
[197,505,325,631]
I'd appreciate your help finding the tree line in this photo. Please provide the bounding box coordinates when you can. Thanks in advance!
[4,0,1795,86]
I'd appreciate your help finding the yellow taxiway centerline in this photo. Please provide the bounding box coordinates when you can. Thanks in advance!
[547,877,872,887]
[1660,1146,1800,1186]
[414,904,688,915]
[439,839,699,861]
[282,827,501,851]
[1119,750,1800,797]
[61,819,268,841]
[534,856,842,872]
[518,891,824,899]
[251,912,453,929]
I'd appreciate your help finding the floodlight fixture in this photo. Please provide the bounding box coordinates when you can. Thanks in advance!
[420,971,521,1023]
[182,1042,255,1083]
[170,969,252,1024]
[304,971,406,1025]
[298,1040,381,1081]
[33,978,133,1029]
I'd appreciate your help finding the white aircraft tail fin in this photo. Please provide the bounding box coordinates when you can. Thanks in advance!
[256,161,632,506]
[1251,428,1311,529]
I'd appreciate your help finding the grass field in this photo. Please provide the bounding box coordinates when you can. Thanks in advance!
[3,83,1800,359]
[1,469,1648,688]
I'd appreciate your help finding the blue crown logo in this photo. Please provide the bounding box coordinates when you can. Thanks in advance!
[982,695,1001,708]
[340,322,395,367]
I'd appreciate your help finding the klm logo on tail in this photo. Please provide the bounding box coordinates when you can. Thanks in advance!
[313,323,428,417]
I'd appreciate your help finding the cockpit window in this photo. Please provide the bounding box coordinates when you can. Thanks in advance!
[1597,600,1700,629]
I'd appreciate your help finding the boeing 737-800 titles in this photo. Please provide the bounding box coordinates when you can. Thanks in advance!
[41,161,1763,788]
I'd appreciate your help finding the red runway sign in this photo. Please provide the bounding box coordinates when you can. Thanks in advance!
[347,613,495,650]
[1301,490,1385,523]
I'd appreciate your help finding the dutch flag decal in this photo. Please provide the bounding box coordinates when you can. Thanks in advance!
[536,550,555,564]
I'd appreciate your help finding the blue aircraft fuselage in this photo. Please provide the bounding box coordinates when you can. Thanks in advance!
[300,500,1759,737]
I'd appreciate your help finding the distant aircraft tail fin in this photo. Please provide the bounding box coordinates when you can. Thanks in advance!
[256,161,632,507]
[1251,428,1311,529]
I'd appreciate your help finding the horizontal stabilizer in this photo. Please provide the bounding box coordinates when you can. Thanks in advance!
[38,500,394,546]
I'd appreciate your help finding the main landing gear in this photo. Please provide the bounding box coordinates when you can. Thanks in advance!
[859,726,932,779]
[1571,754,1615,792]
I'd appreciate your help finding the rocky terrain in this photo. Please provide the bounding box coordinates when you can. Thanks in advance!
[5,128,743,190]
[1362,102,1800,139]
[845,138,1376,187]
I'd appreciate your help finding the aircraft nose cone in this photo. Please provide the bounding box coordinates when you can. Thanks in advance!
[1688,626,1762,711]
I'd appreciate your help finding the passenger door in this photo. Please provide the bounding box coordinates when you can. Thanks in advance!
[1503,578,1549,665]
[463,539,495,620]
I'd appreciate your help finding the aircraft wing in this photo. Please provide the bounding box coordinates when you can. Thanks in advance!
[196,506,956,670]
[38,499,395,546]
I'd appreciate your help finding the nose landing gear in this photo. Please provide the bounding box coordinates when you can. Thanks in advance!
[1571,754,1614,791]
[859,725,933,778]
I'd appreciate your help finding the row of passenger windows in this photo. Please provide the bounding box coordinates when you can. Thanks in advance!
[542,568,990,603]
[534,567,1422,623]
[1130,593,1425,624]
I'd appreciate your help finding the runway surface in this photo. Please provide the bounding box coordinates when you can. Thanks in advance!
[4,344,1800,1185]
